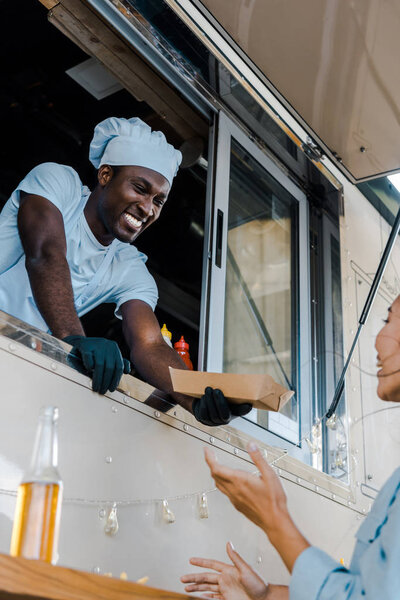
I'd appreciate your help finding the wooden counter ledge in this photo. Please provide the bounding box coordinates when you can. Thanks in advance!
[0,554,191,600]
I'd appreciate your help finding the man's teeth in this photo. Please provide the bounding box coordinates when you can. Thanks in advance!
[124,213,142,228]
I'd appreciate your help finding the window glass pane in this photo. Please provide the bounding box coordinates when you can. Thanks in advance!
[113,0,305,174]
[218,64,299,163]
[117,0,212,82]
[223,140,298,435]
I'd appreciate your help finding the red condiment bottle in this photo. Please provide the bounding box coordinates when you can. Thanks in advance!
[174,335,194,370]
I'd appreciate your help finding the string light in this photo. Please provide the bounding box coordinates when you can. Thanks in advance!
[305,437,320,454]
[334,453,345,469]
[104,503,119,536]
[198,493,209,519]
[311,419,322,438]
[162,499,175,524]
[326,414,338,430]
[0,458,287,530]
[350,449,359,467]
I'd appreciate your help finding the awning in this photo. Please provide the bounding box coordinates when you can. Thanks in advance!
[200,0,400,182]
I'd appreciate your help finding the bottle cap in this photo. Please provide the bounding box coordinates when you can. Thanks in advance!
[174,335,189,350]
[161,323,172,340]
[39,406,59,422]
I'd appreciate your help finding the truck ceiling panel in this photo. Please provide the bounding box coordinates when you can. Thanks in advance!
[200,0,400,181]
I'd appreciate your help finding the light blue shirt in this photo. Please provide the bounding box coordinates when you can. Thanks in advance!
[0,162,158,332]
[290,467,400,599]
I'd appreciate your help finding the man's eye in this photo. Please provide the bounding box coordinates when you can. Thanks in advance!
[154,198,164,207]
[134,185,145,193]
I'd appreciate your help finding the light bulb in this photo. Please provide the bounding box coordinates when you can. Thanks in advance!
[162,499,175,524]
[350,450,359,466]
[198,493,209,519]
[104,503,119,536]
[335,454,344,468]
[326,414,338,430]
[312,420,322,438]
[305,437,319,454]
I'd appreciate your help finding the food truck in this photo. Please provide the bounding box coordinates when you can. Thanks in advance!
[0,0,399,593]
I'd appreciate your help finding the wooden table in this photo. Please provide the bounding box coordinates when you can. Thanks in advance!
[0,554,191,600]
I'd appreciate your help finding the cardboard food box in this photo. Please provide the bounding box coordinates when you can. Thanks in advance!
[169,367,294,412]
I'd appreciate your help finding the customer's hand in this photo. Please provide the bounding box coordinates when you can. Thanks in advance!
[181,541,271,600]
[193,387,252,426]
[204,443,288,533]
[63,335,131,394]
[204,443,310,572]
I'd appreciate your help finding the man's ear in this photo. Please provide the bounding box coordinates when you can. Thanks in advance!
[97,164,114,187]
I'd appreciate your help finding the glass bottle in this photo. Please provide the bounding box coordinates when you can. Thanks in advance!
[10,406,63,564]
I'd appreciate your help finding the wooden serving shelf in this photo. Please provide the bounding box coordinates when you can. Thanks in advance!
[0,554,191,600]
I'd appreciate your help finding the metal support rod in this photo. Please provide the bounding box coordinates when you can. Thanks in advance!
[326,204,400,419]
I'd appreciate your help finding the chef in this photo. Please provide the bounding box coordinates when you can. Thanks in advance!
[0,116,251,426]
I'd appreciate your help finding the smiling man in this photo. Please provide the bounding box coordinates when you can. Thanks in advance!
[0,116,251,426]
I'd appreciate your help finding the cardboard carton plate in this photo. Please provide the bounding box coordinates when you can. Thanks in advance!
[169,368,294,412]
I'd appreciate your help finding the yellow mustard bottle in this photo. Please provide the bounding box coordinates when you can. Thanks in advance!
[161,323,173,347]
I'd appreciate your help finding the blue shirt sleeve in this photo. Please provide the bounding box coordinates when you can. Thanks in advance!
[111,248,159,316]
[290,494,400,599]
[14,162,82,217]
[113,273,158,316]
[0,163,82,275]
[289,547,363,599]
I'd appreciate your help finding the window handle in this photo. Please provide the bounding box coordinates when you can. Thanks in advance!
[215,209,224,268]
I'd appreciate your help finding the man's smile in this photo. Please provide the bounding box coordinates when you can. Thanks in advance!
[122,210,145,230]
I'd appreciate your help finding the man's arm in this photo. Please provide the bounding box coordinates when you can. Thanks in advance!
[18,192,84,338]
[120,299,194,412]
[18,192,130,394]
[121,300,253,424]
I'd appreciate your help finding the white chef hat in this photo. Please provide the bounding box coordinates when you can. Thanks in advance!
[89,116,182,186]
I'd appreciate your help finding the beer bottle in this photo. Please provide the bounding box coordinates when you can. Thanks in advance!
[10,406,63,564]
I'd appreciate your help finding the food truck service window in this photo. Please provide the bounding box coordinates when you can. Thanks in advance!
[206,113,311,461]
[2,0,347,478]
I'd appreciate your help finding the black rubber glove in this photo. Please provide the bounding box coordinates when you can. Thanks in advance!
[63,335,131,395]
[192,386,252,426]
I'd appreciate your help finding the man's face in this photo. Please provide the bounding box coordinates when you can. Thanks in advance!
[375,295,400,402]
[97,165,170,243]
